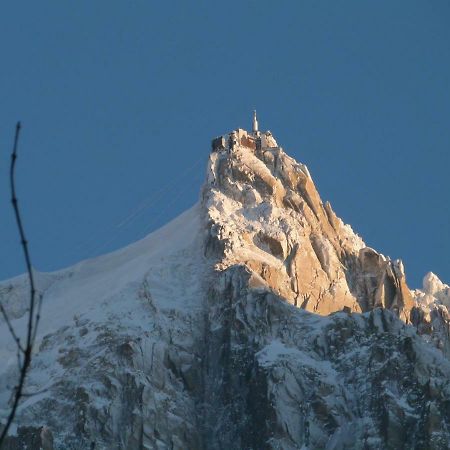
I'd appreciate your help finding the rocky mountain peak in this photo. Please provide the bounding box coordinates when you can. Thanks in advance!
[203,126,414,320]
[422,272,450,301]
[1,123,450,449]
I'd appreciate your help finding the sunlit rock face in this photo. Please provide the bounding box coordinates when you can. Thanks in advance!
[1,126,449,449]
[205,130,414,320]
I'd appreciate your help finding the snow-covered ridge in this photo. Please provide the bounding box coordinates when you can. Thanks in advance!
[1,202,204,340]
[0,203,207,442]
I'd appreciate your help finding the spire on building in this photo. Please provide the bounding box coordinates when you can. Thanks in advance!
[252,110,259,134]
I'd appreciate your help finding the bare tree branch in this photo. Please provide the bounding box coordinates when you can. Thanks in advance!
[0,122,38,446]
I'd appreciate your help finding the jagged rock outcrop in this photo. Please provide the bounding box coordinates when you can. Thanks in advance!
[204,264,450,450]
[205,129,414,320]
[411,272,450,357]
[1,125,449,449]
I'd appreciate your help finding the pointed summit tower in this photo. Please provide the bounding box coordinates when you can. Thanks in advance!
[252,110,259,134]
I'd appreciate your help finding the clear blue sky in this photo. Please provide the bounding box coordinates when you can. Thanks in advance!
[1,1,449,289]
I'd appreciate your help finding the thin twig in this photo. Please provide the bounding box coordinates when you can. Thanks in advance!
[31,293,43,345]
[19,387,50,398]
[0,122,37,446]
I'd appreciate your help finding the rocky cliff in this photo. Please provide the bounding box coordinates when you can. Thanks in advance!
[0,126,449,449]
[205,129,415,320]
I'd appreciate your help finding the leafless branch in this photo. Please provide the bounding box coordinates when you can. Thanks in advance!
[0,122,38,446]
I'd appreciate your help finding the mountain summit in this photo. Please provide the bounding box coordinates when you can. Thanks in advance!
[1,122,450,449]
[208,124,413,318]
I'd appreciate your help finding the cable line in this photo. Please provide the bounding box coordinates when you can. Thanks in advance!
[73,153,207,259]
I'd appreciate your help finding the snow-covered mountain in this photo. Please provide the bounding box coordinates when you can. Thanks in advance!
[1,125,449,450]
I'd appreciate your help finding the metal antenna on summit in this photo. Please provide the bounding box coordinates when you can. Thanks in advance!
[252,110,259,134]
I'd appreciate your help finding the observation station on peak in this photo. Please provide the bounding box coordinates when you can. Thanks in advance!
[211,111,279,153]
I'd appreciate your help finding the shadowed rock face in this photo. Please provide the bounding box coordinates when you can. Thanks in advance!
[2,128,450,449]
[203,265,450,450]
[2,426,53,450]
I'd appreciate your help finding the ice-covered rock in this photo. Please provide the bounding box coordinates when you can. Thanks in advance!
[1,125,449,449]
[411,272,450,358]
[422,272,450,306]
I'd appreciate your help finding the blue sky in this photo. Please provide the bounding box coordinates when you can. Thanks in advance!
[0,1,449,288]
